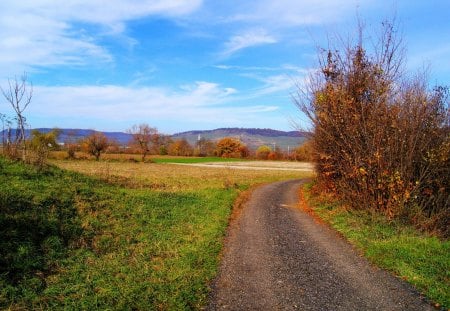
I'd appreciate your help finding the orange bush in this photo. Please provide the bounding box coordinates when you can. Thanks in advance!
[294,20,449,236]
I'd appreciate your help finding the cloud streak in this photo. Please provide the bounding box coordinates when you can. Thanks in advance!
[28,82,279,132]
[0,0,203,74]
[221,29,277,57]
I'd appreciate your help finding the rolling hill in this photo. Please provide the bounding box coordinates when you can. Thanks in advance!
[1,128,309,150]
[172,128,308,150]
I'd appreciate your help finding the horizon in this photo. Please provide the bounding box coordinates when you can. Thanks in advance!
[5,126,307,137]
[1,1,449,134]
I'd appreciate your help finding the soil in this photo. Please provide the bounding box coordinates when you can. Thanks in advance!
[207,179,433,310]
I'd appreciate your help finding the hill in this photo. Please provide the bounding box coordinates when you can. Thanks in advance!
[1,127,309,150]
[172,128,308,150]
[1,128,133,145]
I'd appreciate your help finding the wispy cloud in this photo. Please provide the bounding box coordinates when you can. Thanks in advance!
[27,82,278,132]
[0,0,203,74]
[224,0,368,27]
[221,29,277,57]
[214,64,308,74]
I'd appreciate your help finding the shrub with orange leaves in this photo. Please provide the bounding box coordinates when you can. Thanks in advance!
[215,137,248,158]
[294,19,449,236]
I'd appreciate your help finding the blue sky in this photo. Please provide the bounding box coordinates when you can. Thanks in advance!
[0,1,449,134]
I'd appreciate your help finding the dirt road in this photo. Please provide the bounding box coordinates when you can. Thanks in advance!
[208,180,433,310]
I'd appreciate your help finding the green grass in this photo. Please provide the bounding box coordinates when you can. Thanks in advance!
[151,156,246,164]
[302,183,450,309]
[1,157,309,309]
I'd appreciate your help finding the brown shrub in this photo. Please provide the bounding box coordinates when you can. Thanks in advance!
[294,19,449,236]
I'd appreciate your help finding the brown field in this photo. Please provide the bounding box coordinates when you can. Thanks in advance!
[53,159,314,191]
[176,161,314,171]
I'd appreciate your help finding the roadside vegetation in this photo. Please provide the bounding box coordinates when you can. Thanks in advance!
[0,156,311,309]
[294,19,449,237]
[301,183,449,309]
[293,18,449,309]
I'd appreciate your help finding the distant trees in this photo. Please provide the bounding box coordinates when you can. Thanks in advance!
[256,145,271,160]
[1,73,33,160]
[195,137,216,156]
[29,129,60,169]
[127,123,159,161]
[64,130,80,159]
[168,139,193,156]
[294,19,449,235]
[216,137,248,158]
[82,132,109,161]
[293,140,314,162]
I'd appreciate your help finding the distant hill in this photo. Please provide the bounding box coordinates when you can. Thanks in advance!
[1,127,309,150]
[172,128,309,150]
[1,128,133,145]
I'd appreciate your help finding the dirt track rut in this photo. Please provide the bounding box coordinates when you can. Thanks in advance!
[207,179,433,310]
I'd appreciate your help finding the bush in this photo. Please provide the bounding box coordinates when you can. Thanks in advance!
[293,140,314,161]
[256,145,271,160]
[28,129,59,169]
[294,20,449,236]
[215,137,248,158]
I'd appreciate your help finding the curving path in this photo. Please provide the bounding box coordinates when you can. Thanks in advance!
[207,180,433,310]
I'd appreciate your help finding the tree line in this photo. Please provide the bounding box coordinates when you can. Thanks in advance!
[0,74,311,168]
[60,124,312,162]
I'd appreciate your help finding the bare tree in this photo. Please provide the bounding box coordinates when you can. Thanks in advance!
[1,73,33,160]
[127,123,158,161]
[82,131,109,161]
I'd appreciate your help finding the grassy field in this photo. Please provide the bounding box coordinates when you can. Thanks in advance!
[151,156,246,164]
[301,183,450,309]
[1,156,311,310]
[49,151,248,164]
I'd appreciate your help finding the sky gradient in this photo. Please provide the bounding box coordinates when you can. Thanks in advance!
[1,1,449,134]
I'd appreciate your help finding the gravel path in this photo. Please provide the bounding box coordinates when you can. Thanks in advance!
[207,180,433,310]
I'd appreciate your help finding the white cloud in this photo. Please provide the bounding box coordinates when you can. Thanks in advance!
[222,29,277,57]
[27,82,277,132]
[214,64,309,74]
[224,0,370,27]
[0,0,203,75]
[256,75,294,95]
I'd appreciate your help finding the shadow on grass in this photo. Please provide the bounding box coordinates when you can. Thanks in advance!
[0,158,83,306]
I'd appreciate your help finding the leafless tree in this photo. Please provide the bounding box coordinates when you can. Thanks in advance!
[1,73,33,160]
[127,123,158,161]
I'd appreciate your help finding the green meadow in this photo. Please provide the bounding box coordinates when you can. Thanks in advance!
[1,157,311,310]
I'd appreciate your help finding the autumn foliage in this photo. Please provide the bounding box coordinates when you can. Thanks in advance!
[215,137,248,158]
[295,21,449,236]
[82,132,109,161]
[168,139,193,156]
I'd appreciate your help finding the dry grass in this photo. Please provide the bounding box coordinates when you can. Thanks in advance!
[53,160,313,191]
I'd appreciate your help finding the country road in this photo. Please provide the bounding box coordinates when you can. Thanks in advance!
[207,180,433,310]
